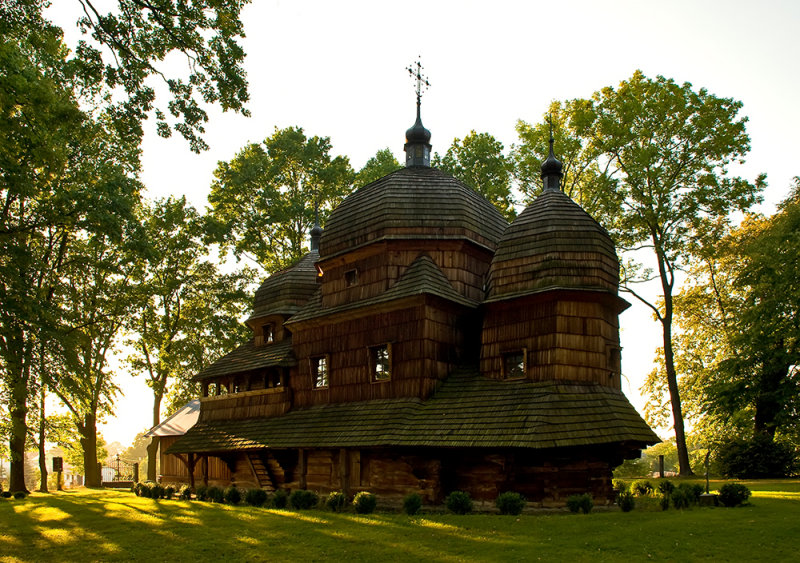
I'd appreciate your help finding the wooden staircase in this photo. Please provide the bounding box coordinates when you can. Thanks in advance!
[247,454,275,492]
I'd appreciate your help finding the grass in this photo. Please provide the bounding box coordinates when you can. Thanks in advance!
[1,480,798,562]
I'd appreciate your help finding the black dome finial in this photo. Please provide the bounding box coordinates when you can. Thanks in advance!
[310,202,322,251]
[404,58,432,168]
[540,114,563,192]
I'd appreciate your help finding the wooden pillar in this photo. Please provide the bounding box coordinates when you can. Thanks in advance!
[202,456,209,487]
[339,448,350,497]
[298,448,307,490]
[187,453,196,490]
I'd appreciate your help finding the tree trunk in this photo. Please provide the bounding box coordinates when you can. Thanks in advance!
[753,352,790,439]
[8,354,30,493]
[147,392,163,481]
[38,386,48,493]
[79,413,101,487]
[655,250,693,476]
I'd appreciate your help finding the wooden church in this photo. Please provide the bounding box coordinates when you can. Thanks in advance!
[165,78,658,506]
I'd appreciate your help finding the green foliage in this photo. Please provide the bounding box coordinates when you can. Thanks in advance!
[618,491,635,512]
[151,484,164,499]
[434,131,515,220]
[178,485,192,501]
[660,494,670,511]
[717,435,797,478]
[0,492,10,499]
[657,480,675,496]
[326,492,346,512]
[566,494,593,514]
[207,126,355,271]
[195,485,209,502]
[289,489,319,510]
[718,483,751,507]
[632,480,654,496]
[495,492,525,515]
[207,486,225,503]
[612,479,629,495]
[271,489,288,509]
[244,488,268,507]
[163,486,175,500]
[445,491,473,515]
[402,492,422,516]
[670,488,692,509]
[223,486,241,505]
[352,491,377,515]
[613,457,650,478]
[13,491,27,500]
[355,148,401,186]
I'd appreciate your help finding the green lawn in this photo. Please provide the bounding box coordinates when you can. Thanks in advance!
[1,481,799,562]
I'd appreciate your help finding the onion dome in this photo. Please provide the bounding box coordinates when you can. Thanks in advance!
[319,167,508,258]
[404,104,432,167]
[487,140,619,299]
[248,250,320,324]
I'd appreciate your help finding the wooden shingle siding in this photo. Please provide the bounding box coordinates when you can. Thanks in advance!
[320,168,508,258]
[249,251,320,323]
[195,339,295,381]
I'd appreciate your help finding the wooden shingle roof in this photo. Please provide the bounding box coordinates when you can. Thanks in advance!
[168,368,659,453]
[319,168,509,258]
[195,339,295,381]
[489,190,619,299]
[249,251,319,322]
[287,254,478,325]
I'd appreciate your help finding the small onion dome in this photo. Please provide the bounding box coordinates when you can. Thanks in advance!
[540,136,563,192]
[248,250,320,323]
[487,190,619,299]
[404,105,432,168]
[405,110,432,145]
[310,222,323,251]
[320,167,508,258]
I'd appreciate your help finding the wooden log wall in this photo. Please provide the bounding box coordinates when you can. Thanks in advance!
[159,439,232,484]
[318,241,494,308]
[292,299,469,406]
[199,387,292,422]
[481,295,622,388]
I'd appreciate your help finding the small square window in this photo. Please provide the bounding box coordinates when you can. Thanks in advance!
[370,344,391,382]
[345,269,359,286]
[263,324,274,343]
[503,350,526,379]
[311,356,329,389]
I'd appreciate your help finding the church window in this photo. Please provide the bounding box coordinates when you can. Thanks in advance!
[607,345,621,377]
[503,350,526,379]
[264,324,274,343]
[345,269,359,286]
[370,344,392,382]
[311,356,329,389]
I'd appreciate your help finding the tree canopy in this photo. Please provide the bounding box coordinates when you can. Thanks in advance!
[207,126,355,272]
[355,148,401,186]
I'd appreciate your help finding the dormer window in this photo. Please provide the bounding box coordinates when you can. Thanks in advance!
[370,344,392,382]
[311,356,329,389]
[503,350,526,380]
[345,269,359,287]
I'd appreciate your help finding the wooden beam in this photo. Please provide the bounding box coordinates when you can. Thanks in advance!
[298,448,307,490]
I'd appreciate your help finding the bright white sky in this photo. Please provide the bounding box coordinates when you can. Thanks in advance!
[51,0,800,446]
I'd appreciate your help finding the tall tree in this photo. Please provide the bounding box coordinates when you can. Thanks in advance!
[669,179,800,443]
[207,126,355,271]
[355,148,401,186]
[575,71,763,475]
[512,100,618,216]
[127,196,251,480]
[434,131,515,220]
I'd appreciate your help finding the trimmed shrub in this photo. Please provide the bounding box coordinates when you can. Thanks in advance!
[151,483,164,499]
[717,435,797,478]
[631,479,654,496]
[163,485,175,500]
[670,488,691,509]
[612,479,629,495]
[244,488,268,507]
[678,483,703,504]
[495,491,525,515]
[326,491,347,512]
[195,485,209,501]
[207,486,225,503]
[566,493,593,514]
[13,491,27,500]
[445,491,473,515]
[353,491,377,514]
[660,494,670,511]
[657,480,675,496]
[272,489,288,509]
[289,489,319,510]
[178,484,192,500]
[224,485,241,505]
[618,491,635,512]
[1,491,11,499]
[718,483,751,507]
[403,492,423,516]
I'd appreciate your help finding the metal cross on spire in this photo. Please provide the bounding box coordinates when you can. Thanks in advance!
[407,58,430,106]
